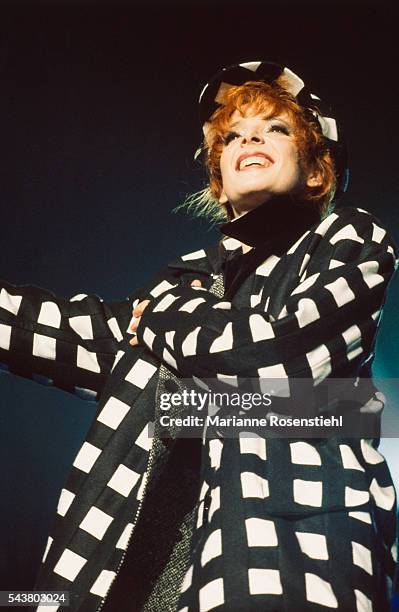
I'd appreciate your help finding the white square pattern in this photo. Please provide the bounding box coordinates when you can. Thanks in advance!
[116,523,133,550]
[339,444,365,471]
[180,565,193,594]
[0,288,22,315]
[182,327,201,357]
[42,536,53,563]
[143,327,156,350]
[90,570,116,597]
[73,442,102,473]
[293,479,323,507]
[77,345,100,373]
[305,573,338,608]
[239,435,267,460]
[179,297,206,313]
[209,322,233,353]
[6,207,393,612]
[199,578,225,612]
[135,423,153,452]
[111,350,125,371]
[150,279,176,297]
[57,488,75,517]
[209,439,223,470]
[369,479,395,510]
[352,541,373,575]
[208,487,220,522]
[295,531,329,560]
[0,323,11,350]
[69,315,94,340]
[107,317,123,341]
[53,548,87,581]
[249,314,274,342]
[246,518,278,547]
[241,472,269,499]
[348,511,371,524]
[125,359,157,389]
[79,506,113,540]
[162,348,177,370]
[248,568,283,595]
[97,396,130,429]
[355,589,373,612]
[152,293,179,312]
[107,464,140,497]
[33,333,56,360]
[201,529,222,567]
[38,301,61,328]
[345,486,370,507]
[290,441,321,466]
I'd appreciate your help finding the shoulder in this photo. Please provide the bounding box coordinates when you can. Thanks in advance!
[312,206,397,254]
[315,206,384,235]
[297,206,398,283]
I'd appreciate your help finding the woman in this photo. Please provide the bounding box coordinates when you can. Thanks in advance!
[0,61,397,611]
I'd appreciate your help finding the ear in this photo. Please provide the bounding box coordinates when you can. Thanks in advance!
[306,171,323,188]
[218,189,228,204]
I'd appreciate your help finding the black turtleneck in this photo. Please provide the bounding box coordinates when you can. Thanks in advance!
[218,195,321,300]
[220,194,320,249]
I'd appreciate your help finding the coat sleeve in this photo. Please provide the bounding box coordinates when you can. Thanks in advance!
[137,208,398,386]
[0,281,135,400]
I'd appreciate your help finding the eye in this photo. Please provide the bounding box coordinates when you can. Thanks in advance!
[267,123,290,136]
[222,131,240,145]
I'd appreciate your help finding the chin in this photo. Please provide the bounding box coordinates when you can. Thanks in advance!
[235,193,273,210]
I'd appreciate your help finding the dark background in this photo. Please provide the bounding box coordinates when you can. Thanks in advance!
[0,0,398,590]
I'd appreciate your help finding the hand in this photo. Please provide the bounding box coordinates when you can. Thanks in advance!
[129,299,150,346]
[129,279,202,347]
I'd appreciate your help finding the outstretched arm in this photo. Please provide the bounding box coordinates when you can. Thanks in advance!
[0,281,134,400]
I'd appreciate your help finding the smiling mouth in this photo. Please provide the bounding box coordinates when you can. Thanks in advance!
[237,154,274,171]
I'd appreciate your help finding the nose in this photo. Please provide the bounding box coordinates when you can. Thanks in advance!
[240,127,265,144]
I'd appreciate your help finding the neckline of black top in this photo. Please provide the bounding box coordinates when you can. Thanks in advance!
[219,194,321,251]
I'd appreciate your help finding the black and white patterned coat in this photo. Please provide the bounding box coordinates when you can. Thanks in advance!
[0,200,397,611]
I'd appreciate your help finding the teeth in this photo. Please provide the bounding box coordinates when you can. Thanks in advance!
[239,155,271,170]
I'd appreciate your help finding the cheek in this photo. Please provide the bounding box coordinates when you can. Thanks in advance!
[283,146,301,177]
[219,149,229,173]
[286,143,300,163]
[219,152,233,187]
[219,155,225,178]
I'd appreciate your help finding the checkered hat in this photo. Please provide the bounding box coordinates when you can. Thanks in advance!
[198,60,349,199]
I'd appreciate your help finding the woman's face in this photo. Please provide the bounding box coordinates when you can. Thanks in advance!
[219,109,315,215]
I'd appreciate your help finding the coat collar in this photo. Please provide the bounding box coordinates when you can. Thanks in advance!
[168,195,320,273]
[219,194,320,251]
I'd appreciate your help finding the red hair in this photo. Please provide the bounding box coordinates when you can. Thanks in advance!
[203,80,336,219]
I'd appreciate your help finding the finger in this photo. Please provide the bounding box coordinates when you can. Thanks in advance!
[129,336,139,346]
[133,300,149,317]
[130,316,141,332]
[133,299,150,317]
[191,279,202,287]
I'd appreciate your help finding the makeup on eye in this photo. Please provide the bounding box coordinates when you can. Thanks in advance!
[267,123,290,135]
[221,117,292,146]
[222,130,241,145]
